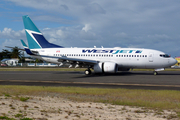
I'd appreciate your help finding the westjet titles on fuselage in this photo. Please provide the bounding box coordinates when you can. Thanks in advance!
[82,49,142,54]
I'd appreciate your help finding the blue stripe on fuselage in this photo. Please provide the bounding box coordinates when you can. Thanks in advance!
[25,48,35,55]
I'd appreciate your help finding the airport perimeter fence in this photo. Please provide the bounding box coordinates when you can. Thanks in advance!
[1,62,180,68]
[17,63,59,67]
[0,63,60,67]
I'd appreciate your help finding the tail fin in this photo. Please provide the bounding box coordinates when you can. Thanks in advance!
[20,39,28,48]
[22,15,63,49]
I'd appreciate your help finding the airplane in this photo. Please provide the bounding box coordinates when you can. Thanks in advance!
[20,15,177,75]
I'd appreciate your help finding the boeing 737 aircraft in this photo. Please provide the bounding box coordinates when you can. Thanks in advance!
[20,15,177,75]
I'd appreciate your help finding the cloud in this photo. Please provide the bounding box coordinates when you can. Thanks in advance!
[82,24,91,32]
[0,27,26,50]
[2,0,180,57]
[85,3,106,15]
[0,28,25,39]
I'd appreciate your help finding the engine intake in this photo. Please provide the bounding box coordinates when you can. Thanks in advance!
[94,62,118,73]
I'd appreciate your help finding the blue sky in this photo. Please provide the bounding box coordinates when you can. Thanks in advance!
[1,0,180,57]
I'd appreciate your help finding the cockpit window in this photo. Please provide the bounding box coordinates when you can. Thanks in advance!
[160,54,170,58]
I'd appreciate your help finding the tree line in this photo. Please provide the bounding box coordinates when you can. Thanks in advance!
[0,47,42,63]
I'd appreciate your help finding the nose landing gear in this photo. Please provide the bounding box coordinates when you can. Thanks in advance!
[153,68,164,75]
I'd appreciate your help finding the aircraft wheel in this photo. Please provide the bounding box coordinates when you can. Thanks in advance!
[153,71,158,75]
[84,69,91,75]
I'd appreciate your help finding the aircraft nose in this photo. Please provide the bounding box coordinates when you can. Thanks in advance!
[170,58,177,65]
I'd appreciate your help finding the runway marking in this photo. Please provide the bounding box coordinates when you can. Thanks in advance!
[0,80,180,88]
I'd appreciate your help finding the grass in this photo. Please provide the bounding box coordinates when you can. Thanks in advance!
[20,118,33,120]
[0,116,16,120]
[132,68,180,71]
[0,67,180,71]
[0,85,180,112]
[3,93,11,97]
[0,67,86,71]
[14,114,23,118]
[19,97,29,102]
[0,116,33,120]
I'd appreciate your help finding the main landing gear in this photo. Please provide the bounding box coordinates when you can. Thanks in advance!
[153,71,158,75]
[84,69,92,75]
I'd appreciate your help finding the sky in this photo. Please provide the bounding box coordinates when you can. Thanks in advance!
[0,0,180,57]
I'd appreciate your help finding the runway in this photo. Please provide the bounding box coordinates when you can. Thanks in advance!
[0,71,180,90]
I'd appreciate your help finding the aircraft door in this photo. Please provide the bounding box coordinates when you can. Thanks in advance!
[149,53,153,62]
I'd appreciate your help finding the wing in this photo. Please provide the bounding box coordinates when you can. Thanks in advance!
[41,55,98,67]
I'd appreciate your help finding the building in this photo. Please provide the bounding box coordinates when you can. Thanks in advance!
[1,59,19,66]
[175,57,180,66]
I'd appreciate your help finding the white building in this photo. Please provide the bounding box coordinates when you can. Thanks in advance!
[1,59,19,66]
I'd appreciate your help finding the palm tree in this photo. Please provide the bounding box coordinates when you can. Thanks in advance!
[0,49,11,60]
[11,47,22,59]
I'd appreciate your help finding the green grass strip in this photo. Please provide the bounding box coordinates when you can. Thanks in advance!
[0,68,86,71]
[0,85,180,112]
[0,67,180,71]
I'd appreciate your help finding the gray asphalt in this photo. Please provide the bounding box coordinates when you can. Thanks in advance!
[0,71,180,90]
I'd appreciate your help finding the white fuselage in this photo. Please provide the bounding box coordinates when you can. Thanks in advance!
[31,47,177,69]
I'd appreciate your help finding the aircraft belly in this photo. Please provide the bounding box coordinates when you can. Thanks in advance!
[42,57,59,64]
[125,58,146,68]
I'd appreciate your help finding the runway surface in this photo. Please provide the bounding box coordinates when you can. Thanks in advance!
[0,71,180,90]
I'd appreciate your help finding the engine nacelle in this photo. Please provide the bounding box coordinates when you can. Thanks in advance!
[94,62,118,73]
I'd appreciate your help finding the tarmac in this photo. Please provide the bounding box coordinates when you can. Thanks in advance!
[0,71,180,90]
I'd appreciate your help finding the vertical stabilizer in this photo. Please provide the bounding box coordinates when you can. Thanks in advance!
[22,15,63,49]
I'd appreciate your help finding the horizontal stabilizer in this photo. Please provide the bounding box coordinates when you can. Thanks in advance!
[5,46,25,51]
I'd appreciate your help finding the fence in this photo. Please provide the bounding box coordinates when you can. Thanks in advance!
[17,63,59,67]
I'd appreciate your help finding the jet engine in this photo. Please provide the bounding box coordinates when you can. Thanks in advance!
[94,62,118,73]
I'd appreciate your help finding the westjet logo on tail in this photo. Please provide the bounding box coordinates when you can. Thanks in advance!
[82,49,142,54]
